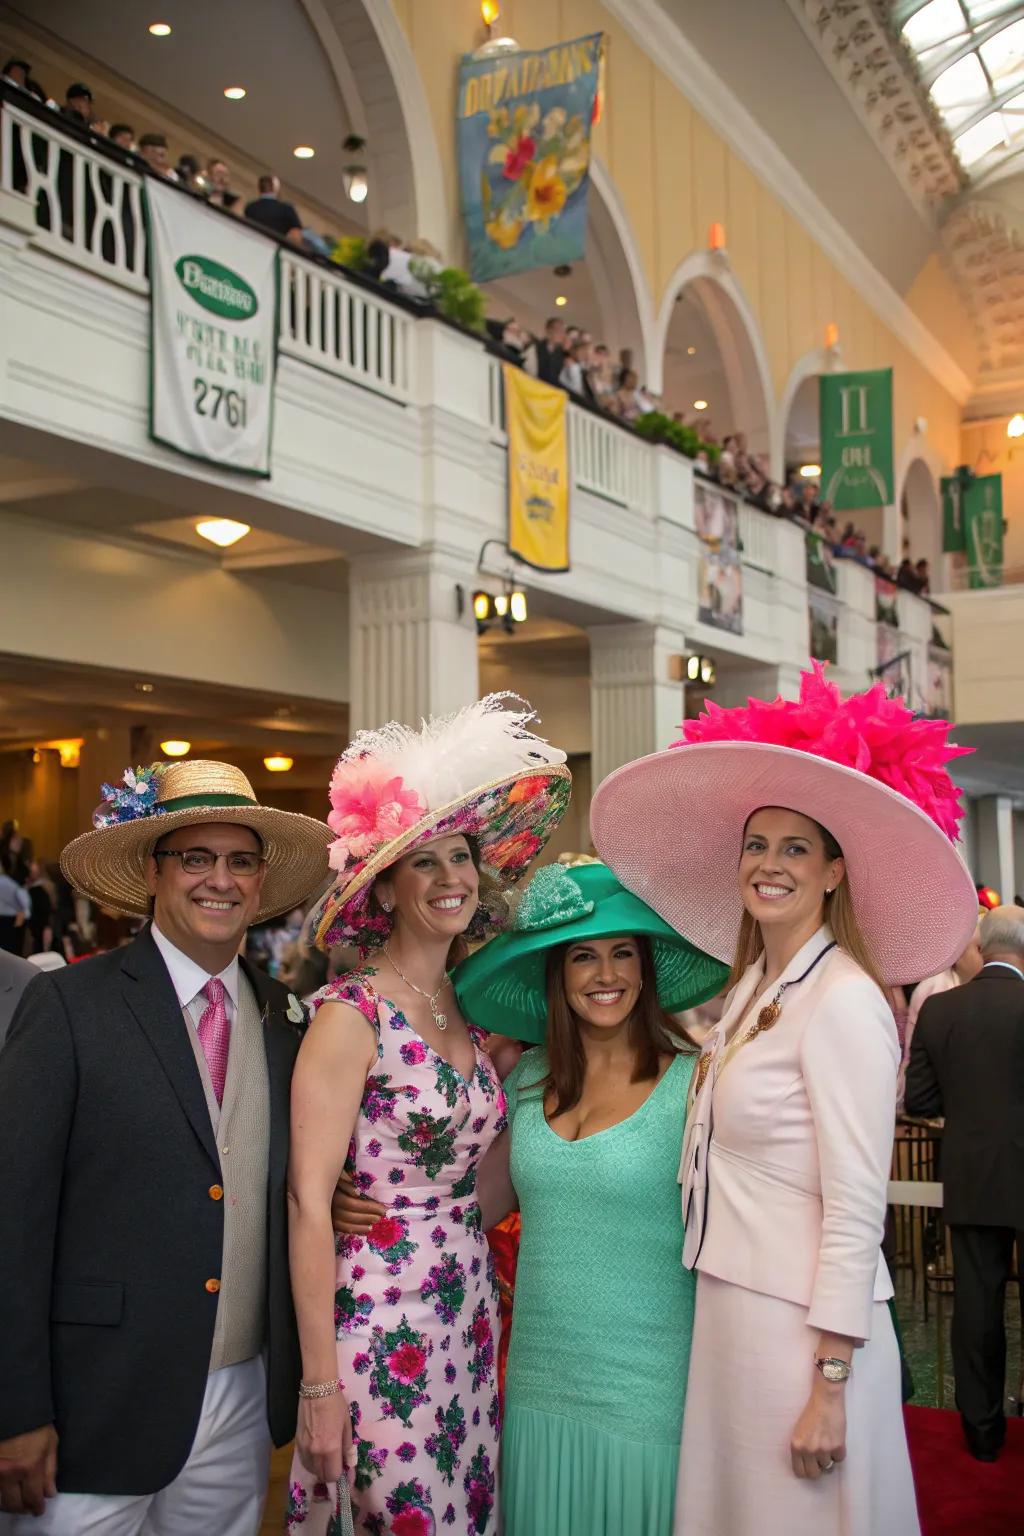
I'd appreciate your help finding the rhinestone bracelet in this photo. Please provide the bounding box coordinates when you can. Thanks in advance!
[298,1378,342,1400]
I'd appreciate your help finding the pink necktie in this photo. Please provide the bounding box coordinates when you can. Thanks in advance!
[197,978,231,1106]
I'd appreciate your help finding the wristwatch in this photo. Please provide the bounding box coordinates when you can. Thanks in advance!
[815,1355,852,1383]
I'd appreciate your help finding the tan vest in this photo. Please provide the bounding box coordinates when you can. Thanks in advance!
[184,972,270,1372]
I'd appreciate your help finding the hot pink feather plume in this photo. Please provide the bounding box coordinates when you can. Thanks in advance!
[327,756,425,872]
[676,662,971,842]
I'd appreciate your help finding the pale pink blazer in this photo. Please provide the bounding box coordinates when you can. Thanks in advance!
[680,927,897,1343]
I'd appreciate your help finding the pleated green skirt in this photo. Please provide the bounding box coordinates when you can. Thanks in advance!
[501,1405,679,1536]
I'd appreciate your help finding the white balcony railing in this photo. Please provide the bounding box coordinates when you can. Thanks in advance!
[0,96,411,406]
[278,254,412,404]
[1,98,147,290]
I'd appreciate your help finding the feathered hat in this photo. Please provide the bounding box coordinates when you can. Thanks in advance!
[311,693,571,951]
[61,759,332,921]
[591,664,978,986]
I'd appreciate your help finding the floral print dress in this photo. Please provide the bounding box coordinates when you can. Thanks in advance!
[287,972,506,1536]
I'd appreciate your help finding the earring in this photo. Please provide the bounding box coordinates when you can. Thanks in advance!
[825,887,833,896]
[380,898,393,914]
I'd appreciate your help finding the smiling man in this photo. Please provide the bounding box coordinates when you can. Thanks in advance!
[0,760,330,1535]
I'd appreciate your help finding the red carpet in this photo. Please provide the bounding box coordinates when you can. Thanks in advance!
[905,1405,1024,1536]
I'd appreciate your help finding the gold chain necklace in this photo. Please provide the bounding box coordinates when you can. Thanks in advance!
[383,945,452,1032]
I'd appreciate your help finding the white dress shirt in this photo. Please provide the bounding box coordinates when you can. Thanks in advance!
[151,924,239,1030]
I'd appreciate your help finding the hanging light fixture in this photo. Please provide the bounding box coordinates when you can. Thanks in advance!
[263,755,294,772]
[160,740,191,758]
[342,134,368,205]
[1007,413,1024,439]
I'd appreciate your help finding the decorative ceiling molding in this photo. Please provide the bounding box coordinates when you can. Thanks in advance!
[786,1,965,215]
[601,0,973,404]
[942,198,1024,410]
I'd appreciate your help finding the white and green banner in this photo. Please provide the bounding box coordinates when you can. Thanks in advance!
[819,368,894,510]
[147,180,278,476]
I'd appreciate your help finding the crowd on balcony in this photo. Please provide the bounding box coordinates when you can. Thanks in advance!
[2,55,938,594]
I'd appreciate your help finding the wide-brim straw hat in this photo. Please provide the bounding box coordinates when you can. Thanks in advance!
[453,861,729,1042]
[591,740,978,987]
[62,759,332,922]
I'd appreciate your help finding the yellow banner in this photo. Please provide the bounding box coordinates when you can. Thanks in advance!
[504,362,569,572]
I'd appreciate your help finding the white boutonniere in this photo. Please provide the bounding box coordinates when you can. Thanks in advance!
[286,992,305,1024]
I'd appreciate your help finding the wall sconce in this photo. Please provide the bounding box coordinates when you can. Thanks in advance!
[44,739,83,768]
[160,739,191,758]
[264,755,294,772]
[685,654,716,686]
[708,222,726,252]
[481,0,500,25]
[824,323,840,350]
[1007,414,1024,439]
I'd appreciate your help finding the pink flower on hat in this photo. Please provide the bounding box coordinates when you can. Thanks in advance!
[327,756,424,872]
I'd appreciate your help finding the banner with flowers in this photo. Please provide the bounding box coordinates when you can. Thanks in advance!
[504,363,569,572]
[456,33,603,282]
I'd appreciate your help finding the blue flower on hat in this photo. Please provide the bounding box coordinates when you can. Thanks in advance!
[513,863,595,933]
[92,763,167,829]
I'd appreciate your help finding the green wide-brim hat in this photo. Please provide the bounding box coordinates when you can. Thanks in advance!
[452,860,729,1044]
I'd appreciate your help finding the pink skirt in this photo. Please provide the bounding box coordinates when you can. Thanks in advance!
[675,1272,920,1536]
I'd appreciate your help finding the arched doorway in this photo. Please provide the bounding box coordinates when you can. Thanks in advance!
[477,157,656,385]
[899,456,942,576]
[653,254,773,457]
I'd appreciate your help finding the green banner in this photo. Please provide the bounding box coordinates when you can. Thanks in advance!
[964,474,1003,588]
[819,368,894,510]
[941,474,966,553]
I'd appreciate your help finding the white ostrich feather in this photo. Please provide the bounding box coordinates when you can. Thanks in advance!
[339,693,565,811]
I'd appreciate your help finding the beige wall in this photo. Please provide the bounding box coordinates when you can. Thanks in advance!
[904,255,979,386]
[949,587,1024,726]
[392,0,968,471]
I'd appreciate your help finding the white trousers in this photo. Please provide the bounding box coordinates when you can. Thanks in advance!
[1,1357,271,1536]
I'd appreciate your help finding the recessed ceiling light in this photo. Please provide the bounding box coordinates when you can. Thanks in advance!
[693,399,708,410]
[195,518,250,548]
[293,145,315,159]
[687,346,696,355]
[160,739,190,758]
[223,86,246,100]
[555,295,568,307]
[148,21,171,36]
[263,755,294,772]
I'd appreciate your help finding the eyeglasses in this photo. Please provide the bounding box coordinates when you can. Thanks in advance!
[153,848,263,877]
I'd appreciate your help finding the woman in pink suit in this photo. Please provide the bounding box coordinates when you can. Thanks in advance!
[592,665,979,1536]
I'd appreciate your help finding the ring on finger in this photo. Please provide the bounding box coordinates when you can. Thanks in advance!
[822,1459,835,1472]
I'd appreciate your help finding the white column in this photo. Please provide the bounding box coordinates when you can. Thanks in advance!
[348,545,480,733]
[588,622,685,788]
[974,794,1016,902]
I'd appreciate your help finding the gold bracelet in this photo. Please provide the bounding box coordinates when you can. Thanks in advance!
[299,1378,341,1399]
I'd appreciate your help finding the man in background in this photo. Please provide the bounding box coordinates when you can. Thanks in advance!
[244,174,303,248]
[906,905,1024,1462]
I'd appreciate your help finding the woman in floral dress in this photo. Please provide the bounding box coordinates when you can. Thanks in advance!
[286,697,570,1536]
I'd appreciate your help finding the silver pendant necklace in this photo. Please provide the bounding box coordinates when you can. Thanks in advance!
[383,944,451,1032]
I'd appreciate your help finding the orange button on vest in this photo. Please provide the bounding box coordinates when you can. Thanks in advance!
[205,1278,221,1294]
[208,1184,224,1201]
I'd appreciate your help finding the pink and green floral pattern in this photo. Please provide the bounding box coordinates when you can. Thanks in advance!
[287,974,504,1535]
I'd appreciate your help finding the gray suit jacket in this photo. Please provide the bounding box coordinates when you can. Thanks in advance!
[0,950,35,1047]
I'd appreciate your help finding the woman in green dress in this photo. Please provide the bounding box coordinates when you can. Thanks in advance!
[332,861,726,1535]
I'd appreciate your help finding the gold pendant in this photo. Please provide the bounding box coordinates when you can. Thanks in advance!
[743,1000,781,1044]
[432,1006,448,1033]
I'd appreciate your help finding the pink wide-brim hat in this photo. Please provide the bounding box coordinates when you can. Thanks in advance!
[590,740,978,987]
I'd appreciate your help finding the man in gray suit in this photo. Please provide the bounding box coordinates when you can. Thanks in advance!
[0,950,34,1047]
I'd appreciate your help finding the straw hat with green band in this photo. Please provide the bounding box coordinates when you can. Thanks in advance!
[61,758,332,922]
[453,861,729,1044]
